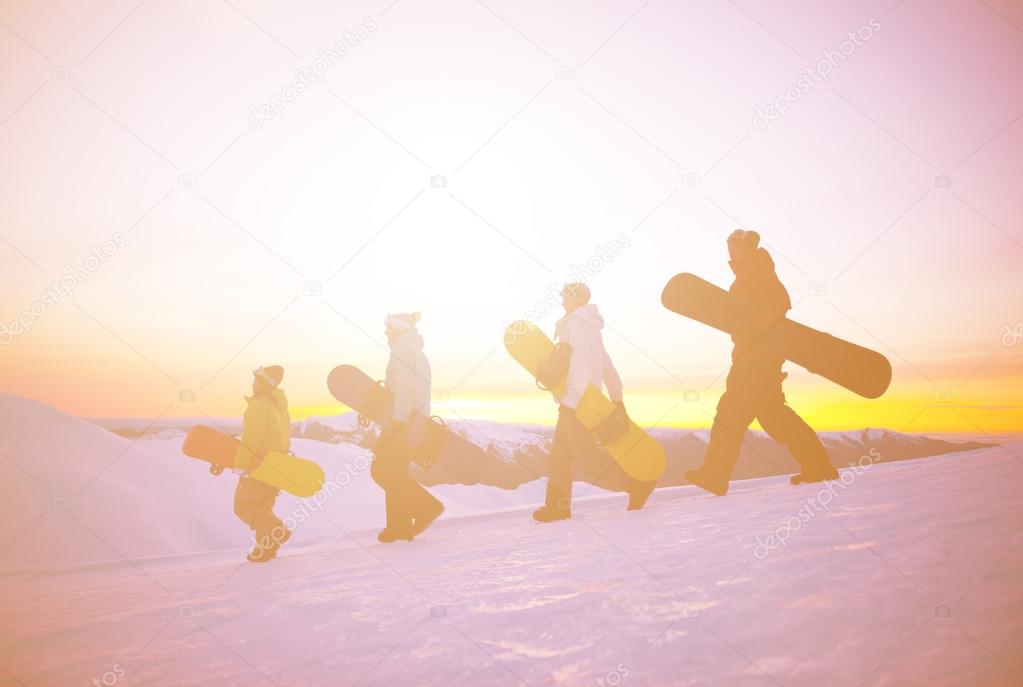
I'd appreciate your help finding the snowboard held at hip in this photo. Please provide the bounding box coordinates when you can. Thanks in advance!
[326,364,487,484]
[660,273,892,399]
[181,425,325,497]
[503,321,668,482]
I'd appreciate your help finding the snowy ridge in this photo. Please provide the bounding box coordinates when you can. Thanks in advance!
[0,392,993,569]
[93,410,991,490]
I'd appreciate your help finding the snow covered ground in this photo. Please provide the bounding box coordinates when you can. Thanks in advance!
[1,394,1021,686]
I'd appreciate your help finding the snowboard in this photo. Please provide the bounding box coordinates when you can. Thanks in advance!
[326,364,487,485]
[660,273,892,399]
[181,425,324,497]
[503,321,667,482]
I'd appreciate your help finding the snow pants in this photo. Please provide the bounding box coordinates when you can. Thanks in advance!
[372,421,442,531]
[702,359,831,481]
[234,476,283,539]
[545,405,635,510]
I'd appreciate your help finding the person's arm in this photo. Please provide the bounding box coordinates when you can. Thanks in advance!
[233,403,264,473]
[390,344,418,423]
[602,351,624,404]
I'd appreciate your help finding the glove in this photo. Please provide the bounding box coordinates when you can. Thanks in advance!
[613,401,627,415]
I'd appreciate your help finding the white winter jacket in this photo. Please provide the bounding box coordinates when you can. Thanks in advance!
[554,303,624,410]
[385,329,432,422]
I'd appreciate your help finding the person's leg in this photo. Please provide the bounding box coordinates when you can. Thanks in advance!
[538,407,574,518]
[757,401,835,479]
[564,412,657,508]
[408,482,444,536]
[547,408,575,508]
[234,477,283,535]
[235,477,286,561]
[693,386,757,490]
[569,414,623,490]
[389,421,444,531]
[372,425,415,534]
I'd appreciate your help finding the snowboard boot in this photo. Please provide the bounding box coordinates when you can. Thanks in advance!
[684,469,729,496]
[377,526,414,543]
[246,526,291,563]
[532,505,571,523]
[246,545,277,563]
[627,480,657,511]
[790,465,839,485]
[412,501,445,538]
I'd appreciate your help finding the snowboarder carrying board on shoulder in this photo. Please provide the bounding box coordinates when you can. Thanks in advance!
[371,312,445,543]
[685,231,838,496]
[532,283,657,523]
[234,365,293,563]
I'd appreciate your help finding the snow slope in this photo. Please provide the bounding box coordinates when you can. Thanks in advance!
[0,395,569,569]
[0,394,994,571]
[0,444,1020,686]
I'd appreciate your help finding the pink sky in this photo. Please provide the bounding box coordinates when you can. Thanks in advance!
[0,0,1021,432]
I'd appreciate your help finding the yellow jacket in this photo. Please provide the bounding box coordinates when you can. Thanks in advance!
[234,389,292,472]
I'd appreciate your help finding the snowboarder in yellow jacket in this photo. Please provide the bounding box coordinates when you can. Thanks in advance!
[234,365,293,563]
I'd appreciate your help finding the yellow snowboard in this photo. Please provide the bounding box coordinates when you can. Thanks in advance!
[182,425,324,497]
[250,451,324,497]
[503,321,667,482]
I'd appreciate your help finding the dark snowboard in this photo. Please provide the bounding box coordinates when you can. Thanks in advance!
[661,273,892,399]
[326,364,487,484]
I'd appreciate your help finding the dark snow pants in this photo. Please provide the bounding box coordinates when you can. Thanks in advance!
[702,359,831,481]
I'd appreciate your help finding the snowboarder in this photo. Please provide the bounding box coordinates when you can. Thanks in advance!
[532,283,657,523]
[371,312,445,543]
[234,365,293,563]
[685,231,838,496]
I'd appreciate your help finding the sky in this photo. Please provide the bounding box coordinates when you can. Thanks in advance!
[1,0,1021,435]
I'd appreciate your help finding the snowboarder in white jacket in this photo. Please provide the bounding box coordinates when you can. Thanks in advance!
[371,312,445,542]
[533,283,657,523]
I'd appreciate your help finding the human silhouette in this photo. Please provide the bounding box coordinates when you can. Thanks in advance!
[532,284,657,523]
[234,365,293,562]
[371,312,445,542]
[685,231,838,496]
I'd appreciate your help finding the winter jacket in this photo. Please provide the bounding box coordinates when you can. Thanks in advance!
[728,247,791,363]
[554,303,624,410]
[386,329,432,422]
[234,389,292,472]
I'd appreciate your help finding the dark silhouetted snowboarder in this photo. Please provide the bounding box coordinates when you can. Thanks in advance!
[684,231,838,496]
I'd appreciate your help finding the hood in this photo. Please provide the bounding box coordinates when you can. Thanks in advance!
[730,247,776,277]
[556,303,605,336]
[389,328,425,351]
[248,388,288,411]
